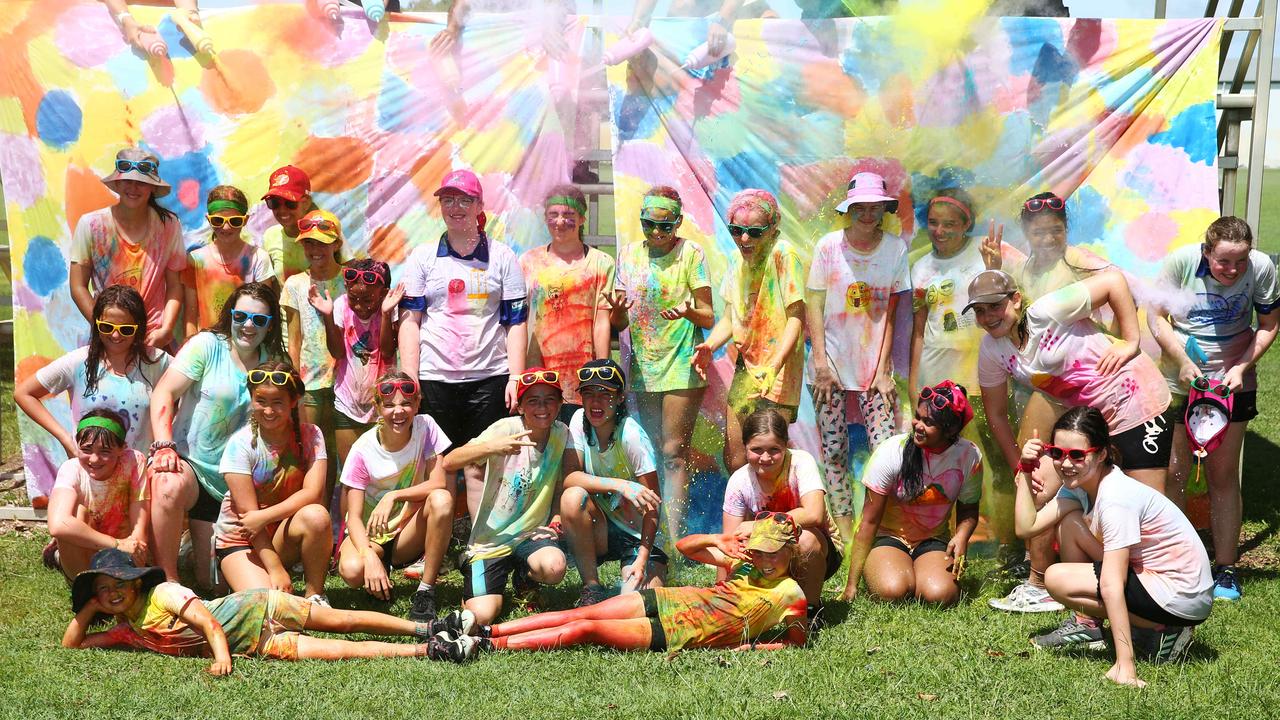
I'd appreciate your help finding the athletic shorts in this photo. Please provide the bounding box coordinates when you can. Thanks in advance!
[189,469,222,523]
[461,536,564,600]
[1113,411,1174,471]
[597,522,669,571]
[1172,391,1258,424]
[211,588,312,660]
[333,408,374,432]
[1091,562,1206,628]
[638,589,668,651]
[815,530,843,581]
[872,535,947,560]
[420,374,510,451]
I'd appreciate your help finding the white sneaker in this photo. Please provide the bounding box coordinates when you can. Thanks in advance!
[988,581,1065,613]
[305,594,332,608]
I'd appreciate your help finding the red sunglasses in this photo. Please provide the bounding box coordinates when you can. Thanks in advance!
[754,510,799,535]
[1024,196,1065,213]
[377,380,419,398]
[1044,445,1101,462]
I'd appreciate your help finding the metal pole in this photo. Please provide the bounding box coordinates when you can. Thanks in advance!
[1223,113,1242,213]
[1245,0,1275,230]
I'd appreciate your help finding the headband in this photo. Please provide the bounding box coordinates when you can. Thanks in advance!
[641,195,682,216]
[77,416,126,442]
[928,196,973,225]
[207,198,248,214]
[545,195,587,216]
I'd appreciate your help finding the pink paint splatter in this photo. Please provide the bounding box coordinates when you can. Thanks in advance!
[0,133,47,208]
[1124,212,1178,262]
[141,105,206,158]
[178,179,201,209]
[55,5,125,68]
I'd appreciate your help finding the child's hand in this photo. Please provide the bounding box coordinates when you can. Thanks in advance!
[207,658,233,676]
[615,480,661,513]
[382,283,406,314]
[601,291,633,316]
[116,536,148,564]
[811,363,839,404]
[690,343,713,379]
[366,495,397,539]
[268,566,293,593]
[308,284,334,316]
[363,554,392,601]
[620,559,645,590]
[712,533,747,561]
[732,521,755,542]
[839,583,858,602]
[980,220,1004,270]
[946,537,968,579]
[486,429,537,456]
[748,365,777,398]
[237,509,271,537]
[1020,431,1045,467]
[659,300,693,321]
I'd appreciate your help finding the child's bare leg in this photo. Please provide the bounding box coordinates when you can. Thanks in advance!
[660,388,703,541]
[57,541,95,580]
[912,552,960,607]
[495,617,653,651]
[524,545,567,586]
[335,535,377,589]
[335,428,361,467]
[863,545,915,601]
[306,603,419,636]
[724,406,747,474]
[560,487,608,586]
[491,593,646,637]
[148,464,199,582]
[465,594,505,627]
[278,503,333,598]
[792,529,828,606]
[417,488,455,585]
[295,635,419,660]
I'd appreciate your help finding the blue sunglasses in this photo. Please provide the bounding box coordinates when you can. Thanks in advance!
[231,309,273,327]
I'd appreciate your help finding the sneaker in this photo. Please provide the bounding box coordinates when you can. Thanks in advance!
[1212,566,1242,602]
[305,594,332,608]
[511,566,539,611]
[420,631,477,663]
[576,582,609,608]
[403,558,426,582]
[1031,617,1106,650]
[1131,625,1194,664]
[41,539,60,571]
[421,609,477,637]
[408,588,437,622]
[989,582,1065,613]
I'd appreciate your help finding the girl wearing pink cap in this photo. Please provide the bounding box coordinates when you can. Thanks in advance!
[693,189,805,473]
[806,171,910,542]
[69,147,186,348]
[841,381,982,607]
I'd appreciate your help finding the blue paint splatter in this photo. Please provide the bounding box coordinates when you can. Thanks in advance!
[713,151,781,203]
[1001,18,1065,76]
[612,88,663,143]
[1149,101,1216,165]
[35,91,82,149]
[1094,68,1153,113]
[103,51,151,99]
[376,72,418,133]
[1067,185,1110,245]
[23,236,68,296]
[150,149,220,230]
[157,15,193,60]
[1031,43,1078,86]
[842,22,899,95]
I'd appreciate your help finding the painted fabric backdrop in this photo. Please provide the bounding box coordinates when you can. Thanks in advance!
[605,14,1220,527]
[0,1,593,499]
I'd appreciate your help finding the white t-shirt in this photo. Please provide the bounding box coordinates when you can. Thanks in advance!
[722,449,837,541]
[806,231,911,391]
[340,416,452,544]
[35,346,170,450]
[1058,466,1213,621]
[568,410,657,538]
[861,433,983,544]
[213,423,326,547]
[977,282,1170,434]
[401,236,527,382]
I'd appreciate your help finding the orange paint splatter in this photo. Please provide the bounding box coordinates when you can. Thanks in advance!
[64,163,119,234]
[407,148,452,199]
[0,3,73,135]
[799,59,865,118]
[16,355,53,385]
[368,224,409,265]
[199,50,276,116]
[293,135,373,193]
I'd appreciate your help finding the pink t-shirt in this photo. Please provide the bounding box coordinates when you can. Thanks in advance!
[331,295,393,424]
[53,449,148,539]
[861,433,983,544]
[1059,467,1213,621]
[340,416,451,544]
[977,283,1170,434]
[184,242,275,330]
[70,207,187,331]
[722,449,838,541]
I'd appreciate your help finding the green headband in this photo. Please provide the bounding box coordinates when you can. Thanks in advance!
[207,198,248,214]
[641,195,682,216]
[545,195,587,216]
[77,416,126,442]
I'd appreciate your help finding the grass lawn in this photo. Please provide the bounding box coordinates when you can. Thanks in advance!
[0,175,1277,718]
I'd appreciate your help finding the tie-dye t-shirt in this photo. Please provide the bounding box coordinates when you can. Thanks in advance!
[568,410,657,539]
[331,295,393,424]
[102,583,310,659]
[861,433,983,545]
[720,239,806,406]
[653,561,807,651]
[340,416,452,544]
[520,246,615,404]
[184,241,276,330]
[911,239,1024,389]
[615,238,710,393]
[1158,244,1280,393]
[281,272,345,391]
[170,332,265,500]
[1061,466,1213,621]
[806,231,911,391]
[52,450,148,539]
[214,423,326,549]
[721,449,840,545]
[466,416,569,561]
[260,225,309,287]
[977,282,1170,434]
[35,346,170,451]
[70,208,187,331]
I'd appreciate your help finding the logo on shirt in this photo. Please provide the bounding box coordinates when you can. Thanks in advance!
[1186,291,1248,325]
[845,281,872,311]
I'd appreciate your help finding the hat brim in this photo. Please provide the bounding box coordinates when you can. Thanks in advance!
[836,196,898,214]
[578,379,624,393]
[103,173,171,199]
[71,564,165,613]
[262,188,307,202]
[745,537,789,553]
[433,187,482,200]
[296,229,339,244]
[962,292,1015,315]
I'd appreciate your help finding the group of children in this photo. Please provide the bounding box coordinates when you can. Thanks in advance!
[25,147,1275,688]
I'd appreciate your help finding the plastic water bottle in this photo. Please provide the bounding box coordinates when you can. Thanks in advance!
[171,11,213,54]
[681,31,735,70]
[603,28,653,66]
[363,0,386,23]
[136,26,168,57]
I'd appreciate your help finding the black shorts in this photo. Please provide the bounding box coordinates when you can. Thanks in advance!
[189,476,222,523]
[1172,391,1258,424]
[215,545,251,562]
[334,408,374,432]
[872,535,947,559]
[1112,411,1174,471]
[420,374,510,451]
[638,589,668,652]
[461,536,564,600]
[1092,562,1206,628]
[597,522,670,571]
[818,531,843,580]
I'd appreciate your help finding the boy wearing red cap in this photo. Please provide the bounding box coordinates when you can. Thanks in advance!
[260,165,317,288]
[441,368,577,625]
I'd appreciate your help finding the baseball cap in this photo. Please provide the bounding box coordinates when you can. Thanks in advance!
[745,512,800,553]
[576,359,625,393]
[434,169,483,200]
[263,165,311,202]
[296,209,342,244]
[962,270,1018,314]
[516,367,563,403]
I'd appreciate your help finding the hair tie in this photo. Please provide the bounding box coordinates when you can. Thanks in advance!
[545,195,588,216]
[641,195,682,216]
[207,198,248,214]
[928,196,973,226]
[77,416,126,442]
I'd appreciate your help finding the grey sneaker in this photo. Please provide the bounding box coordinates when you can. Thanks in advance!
[1031,617,1106,650]
[1131,625,1194,664]
[576,582,609,608]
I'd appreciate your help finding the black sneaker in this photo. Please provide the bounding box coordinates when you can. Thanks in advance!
[1131,625,1194,664]
[576,582,609,608]
[420,631,477,663]
[407,588,437,622]
[415,609,477,638]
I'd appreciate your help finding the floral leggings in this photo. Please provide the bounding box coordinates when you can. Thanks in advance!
[813,388,897,517]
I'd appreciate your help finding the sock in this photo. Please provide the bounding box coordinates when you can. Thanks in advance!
[417,582,434,594]
[1074,612,1098,628]
[413,622,433,638]
[1029,567,1047,588]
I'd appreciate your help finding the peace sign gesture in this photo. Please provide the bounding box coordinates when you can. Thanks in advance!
[980,219,1005,270]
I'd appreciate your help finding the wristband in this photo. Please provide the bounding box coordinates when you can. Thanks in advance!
[1017,460,1039,474]
[114,10,133,26]
[548,519,563,535]
[149,440,177,455]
